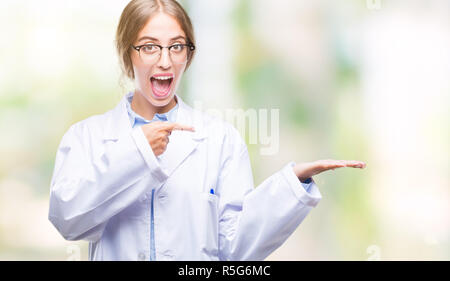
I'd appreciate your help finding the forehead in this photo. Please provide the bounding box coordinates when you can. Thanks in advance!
[137,12,186,43]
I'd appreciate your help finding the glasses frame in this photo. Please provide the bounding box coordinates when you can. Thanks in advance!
[131,43,196,64]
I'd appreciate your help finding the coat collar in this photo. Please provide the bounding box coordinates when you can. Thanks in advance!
[102,92,207,141]
[102,93,208,178]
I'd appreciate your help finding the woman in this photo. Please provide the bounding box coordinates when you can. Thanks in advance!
[48,0,366,261]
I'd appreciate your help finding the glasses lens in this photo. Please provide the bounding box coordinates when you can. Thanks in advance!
[139,45,160,64]
[170,44,189,64]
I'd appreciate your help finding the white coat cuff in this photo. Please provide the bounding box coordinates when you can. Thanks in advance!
[131,127,168,183]
[281,161,322,207]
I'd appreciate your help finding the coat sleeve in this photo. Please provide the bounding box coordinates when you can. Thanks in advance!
[217,125,322,261]
[48,123,168,242]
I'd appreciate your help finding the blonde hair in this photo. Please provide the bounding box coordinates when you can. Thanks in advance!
[115,0,196,80]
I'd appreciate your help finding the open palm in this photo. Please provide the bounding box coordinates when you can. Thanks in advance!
[293,159,366,182]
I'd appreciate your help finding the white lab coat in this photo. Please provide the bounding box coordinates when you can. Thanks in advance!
[48,93,322,261]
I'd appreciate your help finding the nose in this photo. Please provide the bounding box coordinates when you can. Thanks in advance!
[157,48,172,69]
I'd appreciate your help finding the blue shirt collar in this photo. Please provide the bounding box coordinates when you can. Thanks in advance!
[125,92,179,128]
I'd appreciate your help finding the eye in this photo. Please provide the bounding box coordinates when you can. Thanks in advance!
[141,44,159,54]
[170,44,185,53]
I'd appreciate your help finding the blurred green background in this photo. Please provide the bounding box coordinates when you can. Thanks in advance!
[0,0,448,260]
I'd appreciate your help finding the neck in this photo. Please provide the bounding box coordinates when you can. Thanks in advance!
[131,91,177,120]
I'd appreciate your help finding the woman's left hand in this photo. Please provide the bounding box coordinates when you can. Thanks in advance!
[293,159,366,182]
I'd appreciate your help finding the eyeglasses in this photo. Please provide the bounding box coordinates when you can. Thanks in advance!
[132,43,195,65]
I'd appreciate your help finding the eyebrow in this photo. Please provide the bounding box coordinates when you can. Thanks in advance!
[137,35,187,43]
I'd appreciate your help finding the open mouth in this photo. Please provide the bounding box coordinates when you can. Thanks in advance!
[150,74,174,98]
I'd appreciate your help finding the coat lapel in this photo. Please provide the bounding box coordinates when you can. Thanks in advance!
[157,95,207,178]
[102,93,207,179]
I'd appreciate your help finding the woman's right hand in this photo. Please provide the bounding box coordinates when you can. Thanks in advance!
[140,122,195,156]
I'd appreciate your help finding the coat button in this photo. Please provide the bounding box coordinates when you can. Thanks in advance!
[158,193,167,201]
[140,193,148,202]
[163,250,173,257]
[138,252,146,261]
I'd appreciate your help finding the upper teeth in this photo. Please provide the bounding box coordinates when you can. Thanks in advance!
[154,76,172,80]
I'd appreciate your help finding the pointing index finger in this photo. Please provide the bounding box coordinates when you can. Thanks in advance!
[162,122,195,132]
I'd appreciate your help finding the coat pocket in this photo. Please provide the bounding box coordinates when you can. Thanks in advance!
[195,191,219,257]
